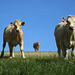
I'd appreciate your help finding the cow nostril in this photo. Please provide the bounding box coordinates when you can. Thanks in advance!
[69,26,74,30]
[16,30,19,32]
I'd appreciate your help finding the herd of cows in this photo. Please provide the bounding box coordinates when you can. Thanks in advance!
[1,15,75,59]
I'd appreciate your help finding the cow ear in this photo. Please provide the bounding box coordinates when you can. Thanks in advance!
[10,22,14,26]
[21,22,25,26]
[61,17,67,22]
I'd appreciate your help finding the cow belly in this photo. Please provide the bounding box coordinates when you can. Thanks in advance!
[12,40,18,46]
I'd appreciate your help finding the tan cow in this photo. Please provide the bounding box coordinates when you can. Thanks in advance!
[54,15,75,59]
[33,42,40,52]
[1,20,25,58]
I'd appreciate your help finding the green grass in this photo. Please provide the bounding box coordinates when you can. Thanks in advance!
[0,51,75,75]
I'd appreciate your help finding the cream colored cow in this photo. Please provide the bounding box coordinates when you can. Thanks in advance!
[54,15,75,59]
[1,20,25,58]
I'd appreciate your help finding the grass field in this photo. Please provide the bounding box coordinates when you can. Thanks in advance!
[0,51,75,75]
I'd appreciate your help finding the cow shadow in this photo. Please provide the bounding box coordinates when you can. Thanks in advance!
[0,56,9,58]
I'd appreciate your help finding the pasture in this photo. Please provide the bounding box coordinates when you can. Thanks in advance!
[0,51,75,75]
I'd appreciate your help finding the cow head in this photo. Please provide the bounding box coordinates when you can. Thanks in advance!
[10,20,25,33]
[67,15,75,31]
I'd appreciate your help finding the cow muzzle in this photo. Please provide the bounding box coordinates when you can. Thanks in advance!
[16,30,20,33]
[69,26,74,30]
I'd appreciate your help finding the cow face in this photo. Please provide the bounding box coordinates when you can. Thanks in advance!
[67,15,75,31]
[14,24,21,33]
[10,20,25,33]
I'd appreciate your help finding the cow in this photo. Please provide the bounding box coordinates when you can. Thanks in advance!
[54,15,75,59]
[33,42,40,52]
[1,20,25,58]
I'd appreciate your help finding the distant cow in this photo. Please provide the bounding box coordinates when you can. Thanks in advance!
[33,42,40,52]
[1,20,25,58]
[54,15,75,59]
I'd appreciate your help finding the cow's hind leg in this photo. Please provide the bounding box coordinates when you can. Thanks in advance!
[12,47,15,57]
[35,49,37,52]
[57,43,61,58]
[56,40,61,59]
[1,40,6,57]
[57,48,61,59]
[71,46,75,59]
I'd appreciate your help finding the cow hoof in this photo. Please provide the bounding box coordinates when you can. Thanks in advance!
[12,56,15,58]
[22,56,26,58]
[23,57,26,58]
[0,56,3,58]
[64,57,68,60]
[9,56,13,58]
[72,57,74,59]
[1,55,3,57]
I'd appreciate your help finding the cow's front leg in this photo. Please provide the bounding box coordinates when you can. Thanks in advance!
[65,49,68,59]
[35,49,37,52]
[9,44,14,58]
[9,46,14,58]
[19,40,25,58]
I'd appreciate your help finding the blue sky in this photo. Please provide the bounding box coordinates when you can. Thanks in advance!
[0,0,75,51]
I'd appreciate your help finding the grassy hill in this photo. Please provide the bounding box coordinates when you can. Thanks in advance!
[0,51,75,75]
